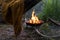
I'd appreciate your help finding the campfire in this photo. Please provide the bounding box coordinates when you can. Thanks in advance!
[26,9,43,26]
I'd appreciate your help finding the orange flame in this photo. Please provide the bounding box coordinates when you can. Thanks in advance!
[29,10,41,24]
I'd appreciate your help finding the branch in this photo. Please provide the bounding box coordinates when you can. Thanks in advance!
[49,18,60,26]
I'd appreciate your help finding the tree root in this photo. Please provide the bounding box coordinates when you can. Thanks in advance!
[48,18,60,26]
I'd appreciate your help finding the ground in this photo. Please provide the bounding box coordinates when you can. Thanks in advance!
[0,24,50,40]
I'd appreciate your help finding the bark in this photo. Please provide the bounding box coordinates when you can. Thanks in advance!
[0,0,2,5]
[2,0,24,36]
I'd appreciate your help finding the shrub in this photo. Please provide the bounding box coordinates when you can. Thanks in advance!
[38,0,60,22]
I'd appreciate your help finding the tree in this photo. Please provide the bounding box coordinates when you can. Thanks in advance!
[2,0,24,37]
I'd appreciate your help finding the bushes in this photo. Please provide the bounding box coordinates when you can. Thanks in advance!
[38,0,60,37]
[38,0,60,22]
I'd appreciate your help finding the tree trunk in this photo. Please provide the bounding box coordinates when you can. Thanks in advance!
[2,0,41,36]
[2,0,24,37]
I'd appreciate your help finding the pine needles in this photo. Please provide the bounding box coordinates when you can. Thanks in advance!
[38,0,60,22]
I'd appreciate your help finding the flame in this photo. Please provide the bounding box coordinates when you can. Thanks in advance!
[29,10,41,24]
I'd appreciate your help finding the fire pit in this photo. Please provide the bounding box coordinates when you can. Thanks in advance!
[26,9,44,28]
[26,21,43,26]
